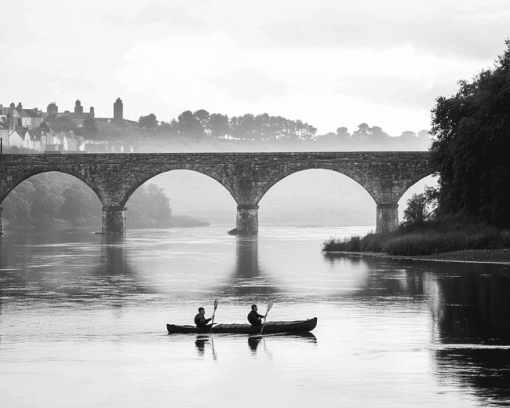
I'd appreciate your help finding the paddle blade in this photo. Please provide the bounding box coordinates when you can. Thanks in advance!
[210,299,219,334]
[266,299,274,315]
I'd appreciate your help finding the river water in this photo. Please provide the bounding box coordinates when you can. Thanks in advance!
[1,226,510,408]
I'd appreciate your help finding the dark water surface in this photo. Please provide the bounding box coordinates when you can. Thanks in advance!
[1,226,510,408]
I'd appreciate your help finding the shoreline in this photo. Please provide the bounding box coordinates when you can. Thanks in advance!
[324,248,510,266]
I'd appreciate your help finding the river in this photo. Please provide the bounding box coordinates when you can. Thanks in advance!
[1,226,510,408]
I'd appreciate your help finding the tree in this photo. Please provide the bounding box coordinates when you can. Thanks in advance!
[400,131,417,138]
[83,116,98,138]
[127,183,172,228]
[209,113,230,139]
[430,40,510,228]
[177,110,203,139]
[38,121,50,133]
[352,123,370,139]
[194,109,210,129]
[46,115,77,133]
[138,113,159,130]
[401,193,431,229]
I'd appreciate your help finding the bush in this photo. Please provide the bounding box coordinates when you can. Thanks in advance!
[323,225,510,256]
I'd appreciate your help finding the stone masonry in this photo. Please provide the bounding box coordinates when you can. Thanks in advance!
[0,152,432,235]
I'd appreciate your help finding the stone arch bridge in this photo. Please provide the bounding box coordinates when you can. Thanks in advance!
[0,152,432,235]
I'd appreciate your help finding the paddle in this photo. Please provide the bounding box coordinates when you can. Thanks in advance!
[210,299,219,334]
[260,299,274,334]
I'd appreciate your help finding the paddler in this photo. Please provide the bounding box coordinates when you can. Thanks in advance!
[194,307,213,329]
[247,304,265,326]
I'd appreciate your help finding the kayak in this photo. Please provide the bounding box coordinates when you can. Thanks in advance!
[167,317,317,334]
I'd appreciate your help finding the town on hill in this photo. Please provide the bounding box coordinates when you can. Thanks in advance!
[0,97,431,154]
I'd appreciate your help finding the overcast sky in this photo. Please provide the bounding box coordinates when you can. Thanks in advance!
[2,0,509,135]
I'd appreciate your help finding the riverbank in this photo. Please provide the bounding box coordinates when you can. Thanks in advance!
[326,248,510,265]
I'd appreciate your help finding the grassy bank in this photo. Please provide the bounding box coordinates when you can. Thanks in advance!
[323,225,510,256]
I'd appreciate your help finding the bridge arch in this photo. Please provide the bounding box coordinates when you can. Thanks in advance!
[119,167,238,208]
[397,174,438,219]
[125,169,237,227]
[256,166,376,205]
[258,168,375,227]
[395,169,437,202]
[1,171,102,231]
[0,167,102,205]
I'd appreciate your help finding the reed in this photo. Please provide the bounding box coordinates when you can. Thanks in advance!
[322,225,510,256]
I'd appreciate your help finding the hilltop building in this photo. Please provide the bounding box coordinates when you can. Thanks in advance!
[44,100,94,127]
[1,97,134,152]
[114,98,123,122]
[0,103,43,131]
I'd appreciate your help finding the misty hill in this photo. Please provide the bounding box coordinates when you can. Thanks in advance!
[50,110,431,153]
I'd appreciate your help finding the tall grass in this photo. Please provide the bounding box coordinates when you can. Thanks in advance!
[322,225,510,256]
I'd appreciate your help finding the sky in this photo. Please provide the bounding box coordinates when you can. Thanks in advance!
[2,0,509,135]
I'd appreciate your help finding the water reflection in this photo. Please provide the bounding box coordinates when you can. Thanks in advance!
[248,335,262,353]
[0,231,155,304]
[435,348,510,406]
[195,335,209,356]
[194,335,217,360]
[428,263,510,405]
[98,235,128,275]
[3,228,510,407]
[247,333,317,357]
[217,236,280,298]
[326,253,510,405]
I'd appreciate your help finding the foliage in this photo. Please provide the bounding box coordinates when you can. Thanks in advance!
[401,193,435,230]
[126,184,172,228]
[2,173,173,230]
[384,228,510,256]
[138,113,159,130]
[430,40,510,228]
[45,114,80,134]
[83,116,98,138]
[322,232,385,253]
[322,225,510,256]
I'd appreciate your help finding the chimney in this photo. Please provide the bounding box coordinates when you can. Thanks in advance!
[47,103,58,115]
[75,100,83,114]
[90,106,95,118]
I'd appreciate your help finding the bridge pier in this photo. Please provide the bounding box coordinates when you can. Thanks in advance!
[101,206,126,235]
[376,203,399,233]
[236,205,259,235]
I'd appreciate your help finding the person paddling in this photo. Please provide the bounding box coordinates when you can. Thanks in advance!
[194,307,213,329]
[247,304,265,326]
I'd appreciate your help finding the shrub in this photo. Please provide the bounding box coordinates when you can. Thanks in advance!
[323,225,510,256]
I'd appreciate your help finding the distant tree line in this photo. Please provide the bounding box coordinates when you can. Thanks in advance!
[136,110,430,149]
[2,173,172,230]
[31,103,430,151]
[140,110,318,142]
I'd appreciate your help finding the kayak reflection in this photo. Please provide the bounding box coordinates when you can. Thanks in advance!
[195,335,217,360]
[248,336,262,353]
[195,335,209,356]
[248,332,317,355]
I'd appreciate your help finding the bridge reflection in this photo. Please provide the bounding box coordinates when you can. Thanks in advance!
[215,236,280,299]
[0,232,155,304]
